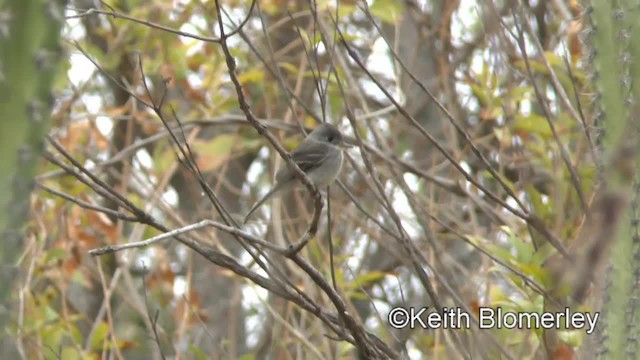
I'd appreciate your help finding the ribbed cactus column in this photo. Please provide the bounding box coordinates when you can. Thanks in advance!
[0,0,65,355]
[587,0,640,358]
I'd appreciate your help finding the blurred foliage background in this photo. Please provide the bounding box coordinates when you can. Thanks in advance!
[2,0,635,359]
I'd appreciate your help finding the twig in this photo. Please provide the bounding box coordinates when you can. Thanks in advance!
[562,49,598,168]
[37,183,138,222]
[141,269,168,360]
[213,0,324,252]
[94,264,125,359]
[47,131,397,358]
[359,2,528,215]
[334,12,571,260]
[511,10,588,216]
[89,219,289,256]
[65,5,255,44]
[320,10,464,358]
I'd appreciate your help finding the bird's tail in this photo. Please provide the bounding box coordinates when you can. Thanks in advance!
[243,185,281,224]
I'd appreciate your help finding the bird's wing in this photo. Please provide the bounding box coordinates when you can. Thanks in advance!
[275,140,331,183]
[291,140,332,171]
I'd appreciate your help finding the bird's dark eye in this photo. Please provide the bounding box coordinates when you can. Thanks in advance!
[327,135,334,142]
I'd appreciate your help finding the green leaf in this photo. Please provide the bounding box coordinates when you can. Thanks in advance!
[507,85,533,102]
[525,184,551,220]
[278,62,300,75]
[44,248,68,263]
[335,3,358,19]
[350,271,387,289]
[518,263,550,287]
[370,0,404,24]
[189,344,210,360]
[530,242,555,267]
[41,321,65,350]
[349,291,370,300]
[237,69,265,84]
[299,28,322,47]
[505,229,533,263]
[558,330,583,347]
[512,113,552,138]
[153,143,178,174]
[485,244,513,264]
[90,322,110,350]
[60,347,81,360]
[468,82,490,107]
[191,134,261,172]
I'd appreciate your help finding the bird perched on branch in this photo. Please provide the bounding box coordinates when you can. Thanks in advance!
[244,123,351,223]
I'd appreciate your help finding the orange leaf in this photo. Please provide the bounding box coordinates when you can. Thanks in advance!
[160,64,175,87]
[90,123,110,150]
[105,105,129,117]
[173,290,207,326]
[567,21,582,64]
[60,121,90,153]
[568,0,582,16]
[63,256,79,275]
[469,299,481,317]
[552,344,576,360]
[86,210,117,243]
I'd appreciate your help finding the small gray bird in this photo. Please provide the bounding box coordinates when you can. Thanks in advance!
[244,123,350,223]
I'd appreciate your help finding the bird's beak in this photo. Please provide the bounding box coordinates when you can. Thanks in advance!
[340,142,354,149]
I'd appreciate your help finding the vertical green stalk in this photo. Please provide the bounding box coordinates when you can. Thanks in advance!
[587,0,640,358]
[0,0,65,355]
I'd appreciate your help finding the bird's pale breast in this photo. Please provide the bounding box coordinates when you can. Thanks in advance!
[307,146,343,187]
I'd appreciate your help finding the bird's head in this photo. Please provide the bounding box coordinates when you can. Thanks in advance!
[309,123,352,148]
